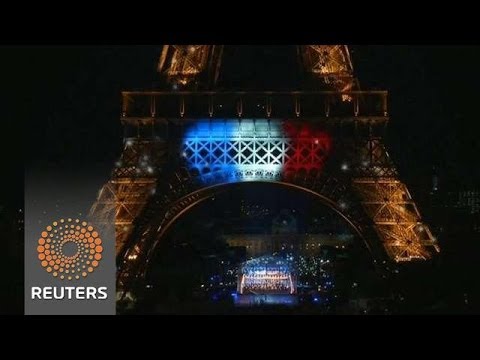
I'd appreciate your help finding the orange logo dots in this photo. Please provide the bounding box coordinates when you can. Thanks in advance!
[37,218,103,280]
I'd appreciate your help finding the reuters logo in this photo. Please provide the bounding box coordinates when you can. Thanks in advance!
[37,218,103,280]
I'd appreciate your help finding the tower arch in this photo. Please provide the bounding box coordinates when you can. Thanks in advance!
[116,174,382,295]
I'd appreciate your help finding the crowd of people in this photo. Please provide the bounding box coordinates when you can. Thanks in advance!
[241,271,292,293]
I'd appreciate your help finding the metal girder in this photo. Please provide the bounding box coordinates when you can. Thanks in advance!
[183,137,331,176]
[157,45,225,89]
[157,45,355,91]
[339,138,398,178]
[354,139,397,177]
[376,223,436,261]
[113,139,166,178]
[120,90,388,119]
[352,178,440,262]
[158,45,212,86]
[89,178,156,254]
[299,45,355,93]
[89,138,165,254]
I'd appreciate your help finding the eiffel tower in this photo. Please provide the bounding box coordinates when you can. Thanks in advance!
[89,45,440,300]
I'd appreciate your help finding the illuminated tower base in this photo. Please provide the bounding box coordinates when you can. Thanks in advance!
[89,45,440,302]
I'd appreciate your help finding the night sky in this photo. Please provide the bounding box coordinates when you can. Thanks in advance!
[12,45,480,195]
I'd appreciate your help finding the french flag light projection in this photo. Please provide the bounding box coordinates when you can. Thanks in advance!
[181,119,331,183]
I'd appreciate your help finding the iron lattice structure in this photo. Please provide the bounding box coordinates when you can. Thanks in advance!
[352,179,439,261]
[298,45,355,93]
[158,45,222,88]
[89,138,166,253]
[157,45,354,91]
[89,45,440,300]
[182,122,331,176]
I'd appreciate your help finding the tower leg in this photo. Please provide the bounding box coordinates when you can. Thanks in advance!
[89,130,168,257]
[349,135,440,262]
